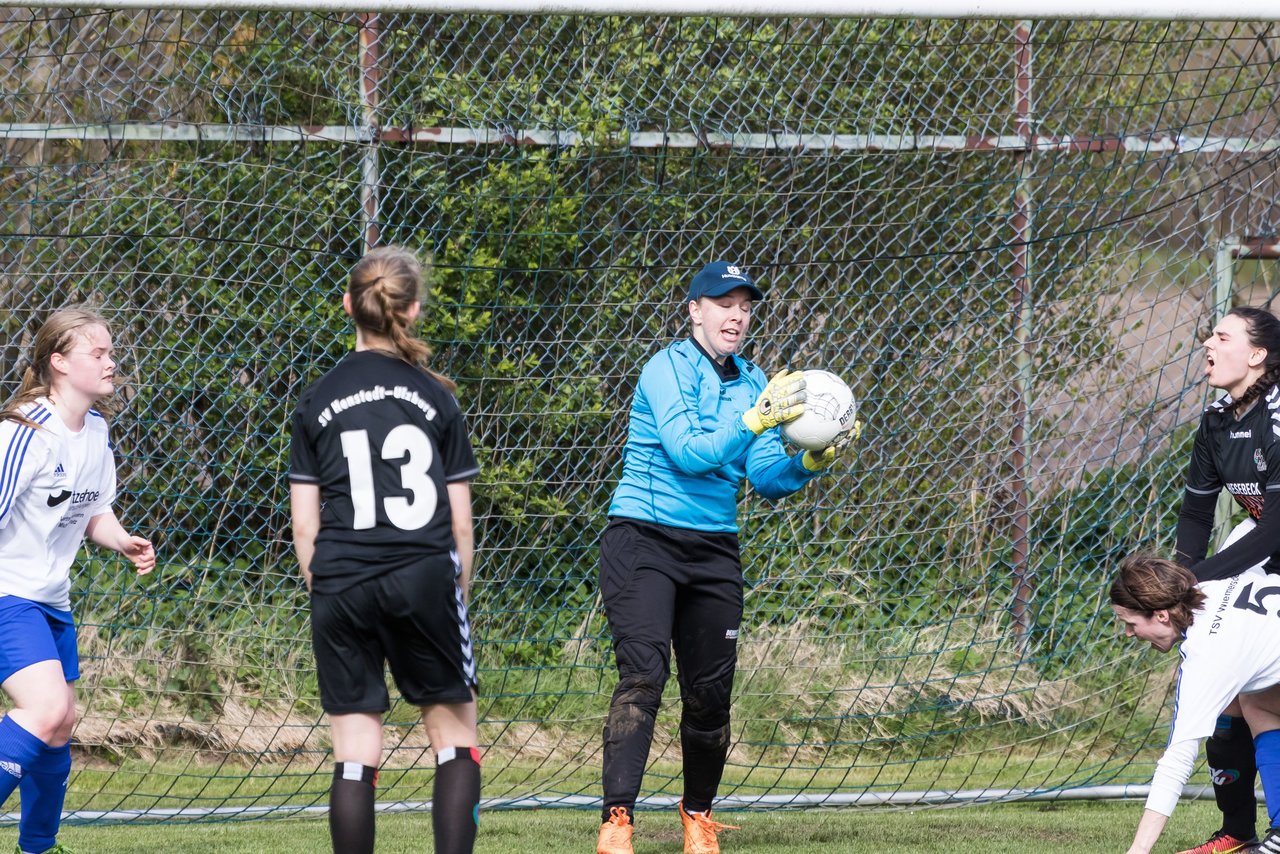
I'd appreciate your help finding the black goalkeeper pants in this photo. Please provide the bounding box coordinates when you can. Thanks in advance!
[598,517,743,822]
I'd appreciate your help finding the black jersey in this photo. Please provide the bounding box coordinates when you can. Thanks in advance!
[1178,386,1280,579]
[289,350,480,593]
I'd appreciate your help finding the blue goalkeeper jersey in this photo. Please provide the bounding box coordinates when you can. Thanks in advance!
[607,337,822,533]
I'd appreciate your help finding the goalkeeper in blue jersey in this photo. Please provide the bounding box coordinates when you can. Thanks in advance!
[595,260,857,854]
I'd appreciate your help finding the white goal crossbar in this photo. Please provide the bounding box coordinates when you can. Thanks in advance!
[0,1,1278,19]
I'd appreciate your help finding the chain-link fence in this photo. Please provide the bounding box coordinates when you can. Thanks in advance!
[2,8,1280,820]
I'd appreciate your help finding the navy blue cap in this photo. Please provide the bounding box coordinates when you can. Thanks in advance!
[686,260,764,302]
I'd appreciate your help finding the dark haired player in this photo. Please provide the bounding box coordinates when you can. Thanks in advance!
[1173,306,1280,854]
[1112,523,1280,854]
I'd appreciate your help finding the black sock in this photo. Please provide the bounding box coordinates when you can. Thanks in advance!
[680,723,730,814]
[1207,715,1258,840]
[433,747,481,854]
[329,762,377,854]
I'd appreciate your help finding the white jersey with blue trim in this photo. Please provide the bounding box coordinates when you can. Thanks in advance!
[1146,518,1280,815]
[0,398,117,609]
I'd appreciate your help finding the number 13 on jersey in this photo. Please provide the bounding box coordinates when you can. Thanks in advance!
[340,425,438,530]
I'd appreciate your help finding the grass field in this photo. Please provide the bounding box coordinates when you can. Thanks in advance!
[7,798,1236,853]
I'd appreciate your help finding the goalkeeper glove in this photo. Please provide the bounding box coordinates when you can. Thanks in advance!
[742,370,806,435]
[801,419,862,471]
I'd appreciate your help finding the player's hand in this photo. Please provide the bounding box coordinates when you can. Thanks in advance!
[742,370,806,435]
[801,446,835,471]
[839,419,863,446]
[122,535,156,576]
[800,420,861,471]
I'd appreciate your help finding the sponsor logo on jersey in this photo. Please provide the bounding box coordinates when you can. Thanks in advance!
[46,489,72,507]
[52,462,66,478]
[1258,448,1268,472]
[1210,767,1241,786]
[1230,429,1252,439]
[1226,485,1266,520]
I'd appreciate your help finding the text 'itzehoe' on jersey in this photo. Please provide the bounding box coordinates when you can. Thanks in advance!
[288,351,480,594]
[0,398,116,610]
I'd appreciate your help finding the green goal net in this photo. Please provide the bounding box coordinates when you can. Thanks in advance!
[1,5,1279,822]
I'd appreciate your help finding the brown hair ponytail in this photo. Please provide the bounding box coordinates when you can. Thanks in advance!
[348,246,455,391]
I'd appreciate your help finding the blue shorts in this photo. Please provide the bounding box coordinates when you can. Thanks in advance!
[0,595,79,683]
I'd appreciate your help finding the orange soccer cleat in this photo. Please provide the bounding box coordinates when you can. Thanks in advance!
[679,801,740,854]
[596,806,634,854]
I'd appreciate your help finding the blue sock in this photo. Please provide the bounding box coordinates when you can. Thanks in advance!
[18,742,71,854]
[1254,728,1280,828]
[0,716,49,807]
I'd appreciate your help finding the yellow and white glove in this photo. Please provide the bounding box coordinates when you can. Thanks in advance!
[801,419,863,471]
[742,370,806,435]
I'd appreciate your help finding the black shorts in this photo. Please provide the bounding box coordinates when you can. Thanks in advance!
[310,555,477,714]
[599,517,743,688]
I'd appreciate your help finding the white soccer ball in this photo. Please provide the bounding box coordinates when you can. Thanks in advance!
[780,369,857,452]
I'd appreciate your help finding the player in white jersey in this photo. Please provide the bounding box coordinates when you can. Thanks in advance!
[289,246,480,854]
[0,308,155,854]
[1113,520,1280,854]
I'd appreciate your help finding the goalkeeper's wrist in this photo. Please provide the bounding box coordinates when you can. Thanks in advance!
[742,407,766,435]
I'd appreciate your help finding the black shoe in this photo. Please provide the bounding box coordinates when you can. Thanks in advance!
[1252,827,1279,854]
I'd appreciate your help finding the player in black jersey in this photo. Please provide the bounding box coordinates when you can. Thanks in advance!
[289,246,481,854]
[1171,306,1280,854]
